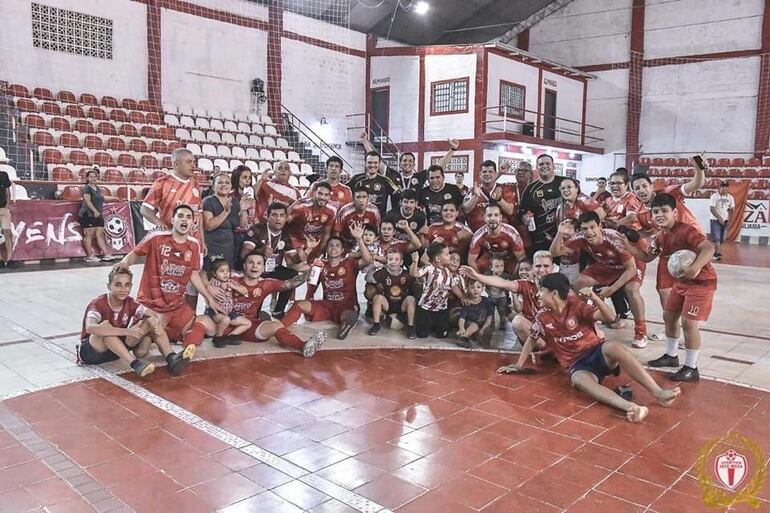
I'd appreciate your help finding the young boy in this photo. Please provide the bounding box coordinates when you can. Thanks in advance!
[369,250,417,339]
[410,243,464,338]
[484,256,514,330]
[498,273,681,423]
[446,251,466,329]
[78,267,195,377]
[623,193,717,382]
[457,280,494,348]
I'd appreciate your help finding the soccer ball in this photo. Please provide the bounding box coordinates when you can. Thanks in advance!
[389,313,405,331]
[106,216,125,236]
[667,249,696,279]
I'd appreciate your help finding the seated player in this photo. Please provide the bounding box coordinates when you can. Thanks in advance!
[293,222,373,339]
[456,279,494,348]
[205,256,252,348]
[78,267,194,377]
[468,204,526,274]
[622,193,717,382]
[369,249,417,339]
[498,273,681,423]
[484,256,514,331]
[550,212,648,348]
[410,243,464,339]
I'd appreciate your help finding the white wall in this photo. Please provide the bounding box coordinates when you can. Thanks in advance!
[542,70,585,144]
[485,53,540,131]
[191,0,268,20]
[370,55,420,143]
[0,0,148,100]
[161,9,267,114]
[283,12,366,51]
[424,53,477,141]
[585,69,629,153]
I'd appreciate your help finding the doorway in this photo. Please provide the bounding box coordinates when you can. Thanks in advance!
[543,89,557,140]
[370,87,390,139]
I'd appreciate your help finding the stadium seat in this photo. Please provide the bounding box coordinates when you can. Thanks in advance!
[259,161,271,172]
[151,140,168,154]
[744,168,759,178]
[51,117,71,131]
[103,168,124,183]
[118,153,138,167]
[193,107,208,118]
[159,127,175,139]
[245,148,260,159]
[747,157,761,167]
[65,104,86,118]
[301,163,313,175]
[140,126,157,138]
[9,84,31,98]
[141,155,160,169]
[210,119,225,131]
[651,158,664,166]
[178,105,193,116]
[127,169,148,183]
[129,111,146,124]
[276,138,290,149]
[749,190,767,199]
[88,106,108,120]
[119,124,139,137]
[265,125,278,136]
[101,96,119,108]
[60,132,80,148]
[191,130,206,141]
[122,98,139,111]
[195,117,210,130]
[15,98,37,112]
[33,87,54,101]
[221,111,234,121]
[138,100,155,112]
[222,133,235,144]
[84,135,104,150]
[57,90,76,103]
[236,134,249,145]
[110,109,129,123]
[78,93,97,105]
[229,160,244,171]
[288,151,301,162]
[247,114,260,123]
[234,112,248,121]
[260,149,273,161]
[146,112,162,125]
[33,131,55,146]
[42,101,61,115]
[63,185,82,201]
[263,137,276,148]
[224,121,238,132]
[117,186,138,200]
[217,145,232,157]
[289,163,300,175]
[129,139,148,152]
[94,151,114,167]
[675,158,689,166]
[198,158,214,172]
[175,128,191,140]
[251,123,264,135]
[214,158,229,170]
[201,144,217,157]
[168,141,183,152]
[717,158,731,166]
[249,135,262,147]
[186,143,202,155]
[52,167,75,182]
[150,170,165,181]
[759,168,770,178]
[25,114,46,129]
[161,156,173,168]
[244,161,259,173]
[180,116,195,128]
[96,122,117,136]
[261,115,273,125]
[274,150,287,161]
[238,122,250,132]
[232,147,246,159]
[207,131,222,143]
[69,150,91,165]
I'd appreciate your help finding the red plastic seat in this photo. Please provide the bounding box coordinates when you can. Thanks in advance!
[51,117,71,131]
[57,90,76,103]
[706,158,717,167]
[33,87,54,101]
[88,107,108,120]
[116,186,137,200]
[106,137,127,151]
[141,155,160,169]
[62,185,83,201]
[138,100,155,112]
[129,111,146,124]
[167,141,182,152]
[79,93,99,105]
[675,158,689,166]
[103,168,124,183]
[146,112,162,125]
[33,131,55,146]
[663,158,675,166]
[77,168,92,182]
[41,102,61,115]
[717,158,731,167]
[158,127,175,139]
[97,122,117,136]
[109,109,128,123]
[749,190,767,199]
[60,132,80,148]
[25,114,46,129]
[150,140,167,153]
[69,150,91,165]
[744,168,759,178]
[101,96,119,108]
[139,187,151,200]
[84,135,103,150]
[65,104,86,118]
[121,98,139,110]
[140,126,157,138]
[638,157,651,166]
[119,124,139,137]
[118,153,138,167]
[150,170,165,181]
[9,84,31,98]
[16,98,37,112]
[93,151,114,167]
[129,139,148,152]
[161,156,173,168]
[731,157,745,167]
[98,186,112,198]
[52,167,75,182]
[127,169,149,183]
[759,168,770,178]
[651,158,664,166]
[747,157,761,167]
[42,149,64,164]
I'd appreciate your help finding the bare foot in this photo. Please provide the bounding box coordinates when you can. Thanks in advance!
[656,387,681,407]
[626,405,649,423]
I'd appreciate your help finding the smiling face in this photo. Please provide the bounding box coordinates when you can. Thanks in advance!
[327,238,344,258]
[386,251,403,271]
[239,170,253,189]
[274,161,291,183]
[536,156,554,181]
[400,153,415,175]
[532,256,553,280]
[559,179,579,202]
[441,203,458,224]
[86,170,99,185]
[172,207,194,236]
[214,174,232,196]
[515,164,532,184]
[380,221,395,241]
[485,205,502,231]
[632,178,654,204]
[447,251,460,271]
[518,261,533,280]
[366,154,380,177]
[652,204,676,229]
[428,169,444,190]
[314,186,331,207]
[537,285,558,309]
[243,253,265,279]
[480,165,496,185]
[609,173,628,198]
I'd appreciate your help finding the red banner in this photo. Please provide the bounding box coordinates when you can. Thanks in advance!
[7,200,135,261]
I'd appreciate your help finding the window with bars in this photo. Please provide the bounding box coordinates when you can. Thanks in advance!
[430,78,469,116]
[499,81,526,119]
[31,3,113,59]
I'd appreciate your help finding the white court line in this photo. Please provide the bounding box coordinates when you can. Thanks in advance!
[0,315,393,513]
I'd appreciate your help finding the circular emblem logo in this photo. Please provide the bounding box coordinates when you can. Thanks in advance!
[410,222,417,230]
[276,240,285,251]
[566,318,577,329]
[444,193,452,200]
[337,267,346,276]
[104,215,126,237]
[411,178,418,186]
[451,237,458,244]
[390,285,402,297]
[320,214,328,223]
[253,287,262,297]
[374,183,382,191]
[501,241,508,248]
[184,251,192,261]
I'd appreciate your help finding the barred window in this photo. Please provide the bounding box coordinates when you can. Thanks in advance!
[430,78,469,116]
[31,3,113,59]
[500,81,525,119]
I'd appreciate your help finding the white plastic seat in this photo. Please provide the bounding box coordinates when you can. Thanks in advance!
[235,134,249,145]
[193,107,208,118]
[206,131,221,143]
[301,163,313,175]
[289,163,300,175]
[213,158,229,170]
[234,111,249,121]
[274,150,287,161]
[247,113,260,122]
[232,146,246,158]
[276,137,290,149]
[237,122,251,132]
[289,175,300,187]
[263,136,276,148]
[186,143,202,155]
[251,123,264,135]
[249,135,263,147]
[197,158,213,171]
[298,176,309,188]
[13,184,29,200]
[0,164,18,180]
[195,117,210,130]
[221,132,236,144]
[217,145,232,157]
[245,148,260,159]
[191,129,206,141]
[163,114,180,126]
[229,159,244,170]
[220,111,234,120]
[210,119,224,131]
[202,144,217,156]
[244,160,259,173]
[259,161,272,172]
[261,115,273,125]
[288,151,301,162]
[224,120,238,132]
[265,125,278,136]
[260,149,274,161]
[179,115,195,128]
[178,105,193,116]
[175,128,191,140]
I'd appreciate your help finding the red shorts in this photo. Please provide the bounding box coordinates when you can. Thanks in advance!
[582,263,643,286]
[656,256,675,291]
[307,300,357,324]
[665,283,715,321]
[158,304,196,341]
[476,254,517,275]
[239,320,267,342]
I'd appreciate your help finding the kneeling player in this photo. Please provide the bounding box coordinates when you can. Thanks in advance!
[499,273,681,423]
[78,267,195,377]
[369,249,416,338]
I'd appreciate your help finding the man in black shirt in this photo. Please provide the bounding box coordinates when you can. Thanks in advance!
[347,151,400,218]
[0,169,14,268]
[419,165,463,225]
[384,189,428,243]
[518,154,565,255]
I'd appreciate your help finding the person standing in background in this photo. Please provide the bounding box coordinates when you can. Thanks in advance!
[80,168,120,263]
[591,177,611,204]
[202,173,251,269]
[0,166,15,268]
[708,181,735,261]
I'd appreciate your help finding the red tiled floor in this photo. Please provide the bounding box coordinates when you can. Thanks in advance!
[0,459,54,492]
[392,456,463,489]
[596,473,667,507]
[481,491,562,512]
[191,472,264,510]
[272,479,331,510]
[239,462,295,489]
[354,473,427,510]
[316,456,387,489]
[568,491,646,513]
[469,456,540,490]
[0,486,44,512]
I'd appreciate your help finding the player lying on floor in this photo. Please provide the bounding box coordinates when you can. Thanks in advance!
[497,273,681,423]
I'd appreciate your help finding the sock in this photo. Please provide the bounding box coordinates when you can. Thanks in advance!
[130,359,140,370]
[634,320,646,338]
[665,337,679,357]
[281,304,303,326]
[183,322,207,347]
[275,328,304,351]
[685,349,699,368]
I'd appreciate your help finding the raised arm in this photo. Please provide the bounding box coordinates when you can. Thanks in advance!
[549,220,575,257]
[683,156,706,196]
[435,139,460,169]
[578,287,615,323]
[459,265,518,292]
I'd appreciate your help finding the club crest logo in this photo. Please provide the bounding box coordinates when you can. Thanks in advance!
[715,450,748,490]
[184,251,192,261]
[337,267,346,276]
[320,214,328,223]
[566,317,577,329]
[252,287,262,297]
[444,193,452,200]
[374,183,382,191]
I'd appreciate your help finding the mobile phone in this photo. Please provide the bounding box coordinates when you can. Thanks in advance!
[692,155,706,171]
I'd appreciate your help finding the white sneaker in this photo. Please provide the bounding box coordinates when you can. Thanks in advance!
[101,255,120,262]
[84,256,100,263]
[632,336,648,349]
[302,329,326,358]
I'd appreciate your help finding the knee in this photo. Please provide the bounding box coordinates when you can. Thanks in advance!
[133,345,150,358]
[404,296,415,307]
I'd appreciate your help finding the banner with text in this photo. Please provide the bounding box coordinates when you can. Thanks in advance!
[740,199,769,238]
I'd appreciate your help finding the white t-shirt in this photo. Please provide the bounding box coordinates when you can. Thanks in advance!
[709,192,735,221]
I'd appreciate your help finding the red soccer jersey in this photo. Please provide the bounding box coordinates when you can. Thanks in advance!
[652,222,717,289]
[565,229,633,271]
[232,277,284,318]
[511,279,539,322]
[380,238,409,255]
[287,198,337,243]
[603,191,642,230]
[637,184,702,233]
[465,183,518,232]
[134,231,202,312]
[469,223,524,260]
[426,222,472,256]
[81,294,146,340]
[308,181,352,211]
[317,257,360,305]
[556,195,601,264]
[334,202,381,242]
[143,173,202,228]
[530,297,603,369]
[256,179,301,221]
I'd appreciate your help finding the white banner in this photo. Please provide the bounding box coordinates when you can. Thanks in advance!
[740,200,769,237]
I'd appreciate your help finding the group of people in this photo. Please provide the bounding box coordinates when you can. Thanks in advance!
[75,144,726,423]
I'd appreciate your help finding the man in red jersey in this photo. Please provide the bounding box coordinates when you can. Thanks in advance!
[287,181,336,259]
[78,267,195,376]
[307,156,352,210]
[425,202,473,259]
[462,160,518,232]
[232,251,326,357]
[497,273,681,423]
[556,177,605,284]
[293,223,373,340]
[551,211,648,348]
[254,160,301,222]
[335,187,381,245]
[468,204,525,274]
[624,193,717,382]
[116,204,221,347]
[603,168,643,230]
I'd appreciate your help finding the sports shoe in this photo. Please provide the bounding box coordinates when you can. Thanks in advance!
[130,359,155,377]
[212,336,227,348]
[670,365,699,382]
[632,336,648,349]
[480,328,493,349]
[167,344,196,375]
[337,310,359,340]
[258,311,271,321]
[456,336,472,348]
[224,335,242,346]
[302,330,326,358]
[101,255,120,262]
[406,325,416,340]
[368,323,381,336]
[84,256,101,263]
[647,353,680,368]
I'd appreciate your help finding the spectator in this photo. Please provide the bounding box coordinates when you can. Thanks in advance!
[592,177,612,204]
[709,181,735,261]
[202,173,251,269]
[79,168,119,263]
[0,166,15,268]
[231,165,255,209]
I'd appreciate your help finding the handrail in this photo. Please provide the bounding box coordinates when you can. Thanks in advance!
[346,112,401,159]
[481,105,604,146]
[281,104,354,170]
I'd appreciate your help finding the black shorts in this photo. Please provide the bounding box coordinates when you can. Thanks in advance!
[80,216,105,228]
[77,337,120,365]
[205,308,241,321]
[385,299,404,314]
[570,342,620,383]
[415,306,449,338]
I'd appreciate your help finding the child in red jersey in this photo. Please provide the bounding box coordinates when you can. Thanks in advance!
[623,193,717,382]
[205,256,252,348]
[498,273,681,423]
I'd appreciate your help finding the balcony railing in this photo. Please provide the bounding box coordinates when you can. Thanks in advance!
[482,106,603,148]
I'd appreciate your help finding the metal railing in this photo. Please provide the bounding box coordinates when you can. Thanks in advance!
[481,105,603,147]
[281,104,354,171]
[346,113,401,166]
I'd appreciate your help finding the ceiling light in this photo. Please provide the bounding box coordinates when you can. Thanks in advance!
[320,116,328,126]
[414,1,429,15]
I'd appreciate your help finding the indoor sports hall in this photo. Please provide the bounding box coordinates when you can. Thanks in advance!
[0,1,769,512]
